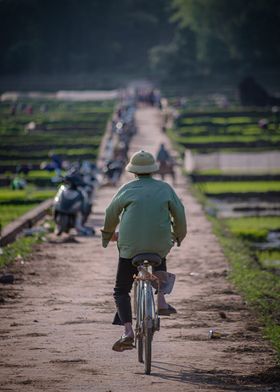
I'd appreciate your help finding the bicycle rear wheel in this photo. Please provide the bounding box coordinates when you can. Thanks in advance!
[143,282,153,375]
[135,281,143,363]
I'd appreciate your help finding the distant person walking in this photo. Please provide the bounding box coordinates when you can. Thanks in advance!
[156,143,175,183]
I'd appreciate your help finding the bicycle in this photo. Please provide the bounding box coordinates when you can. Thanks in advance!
[132,253,161,375]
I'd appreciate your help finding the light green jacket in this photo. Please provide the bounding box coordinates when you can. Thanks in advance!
[101,176,187,258]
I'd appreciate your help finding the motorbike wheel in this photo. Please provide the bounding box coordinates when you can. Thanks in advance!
[82,204,92,225]
[56,214,69,236]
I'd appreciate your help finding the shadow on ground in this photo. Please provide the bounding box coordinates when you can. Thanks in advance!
[149,361,280,391]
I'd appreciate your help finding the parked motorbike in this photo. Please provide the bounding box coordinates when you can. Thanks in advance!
[53,173,94,236]
[103,159,124,186]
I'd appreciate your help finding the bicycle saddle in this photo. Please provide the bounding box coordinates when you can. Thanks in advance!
[132,253,162,267]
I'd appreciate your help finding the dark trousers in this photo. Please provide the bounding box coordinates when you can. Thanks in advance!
[113,257,167,325]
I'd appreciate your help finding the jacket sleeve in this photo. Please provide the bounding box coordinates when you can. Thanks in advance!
[168,189,187,246]
[101,190,124,248]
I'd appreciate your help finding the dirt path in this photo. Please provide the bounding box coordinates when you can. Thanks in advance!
[0,107,278,392]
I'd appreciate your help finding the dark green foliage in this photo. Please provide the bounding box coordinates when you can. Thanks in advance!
[0,0,172,76]
[1,0,279,85]
[171,0,280,70]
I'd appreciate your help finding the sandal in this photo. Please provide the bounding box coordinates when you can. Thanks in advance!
[112,336,135,352]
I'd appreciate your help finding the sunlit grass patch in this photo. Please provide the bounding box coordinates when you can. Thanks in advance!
[198,181,280,194]
[178,134,279,143]
[0,204,38,227]
[0,188,55,204]
[27,170,61,180]
[0,236,40,268]
[195,169,280,176]
[225,216,280,242]
[210,116,254,124]
[257,250,280,269]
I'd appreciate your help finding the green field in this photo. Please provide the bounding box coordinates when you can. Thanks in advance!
[170,107,280,152]
[0,100,114,136]
[0,99,113,174]
[170,100,280,358]
[0,204,38,227]
[0,188,55,228]
[0,98,113,229]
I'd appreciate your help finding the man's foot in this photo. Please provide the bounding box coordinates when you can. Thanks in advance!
[158,304,177,316]
[112,336,135,352]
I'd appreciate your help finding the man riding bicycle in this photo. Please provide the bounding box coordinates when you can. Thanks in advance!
[101,150,187,352]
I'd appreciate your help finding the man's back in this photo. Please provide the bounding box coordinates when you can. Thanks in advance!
[103,175,186,258]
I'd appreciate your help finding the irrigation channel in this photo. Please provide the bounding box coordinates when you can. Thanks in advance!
[0,105,279,391]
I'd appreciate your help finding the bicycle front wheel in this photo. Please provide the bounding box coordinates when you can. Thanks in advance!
[144,323,152,375]
[137,334,143,363]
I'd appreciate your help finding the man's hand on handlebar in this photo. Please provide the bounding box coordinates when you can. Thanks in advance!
[110,232,119,242]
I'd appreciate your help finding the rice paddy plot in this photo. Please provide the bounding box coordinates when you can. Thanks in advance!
[171,106,280,152]
[0,97,114,228]
[210,200,280,219]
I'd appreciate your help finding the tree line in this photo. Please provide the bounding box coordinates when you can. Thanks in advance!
[1,0,279,84]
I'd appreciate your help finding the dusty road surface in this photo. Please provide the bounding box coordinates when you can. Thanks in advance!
[0,107,279,392]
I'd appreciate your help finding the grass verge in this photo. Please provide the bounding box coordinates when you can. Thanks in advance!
[210,215,280,360]
[0,235,41,268]
[189,184,280,359]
